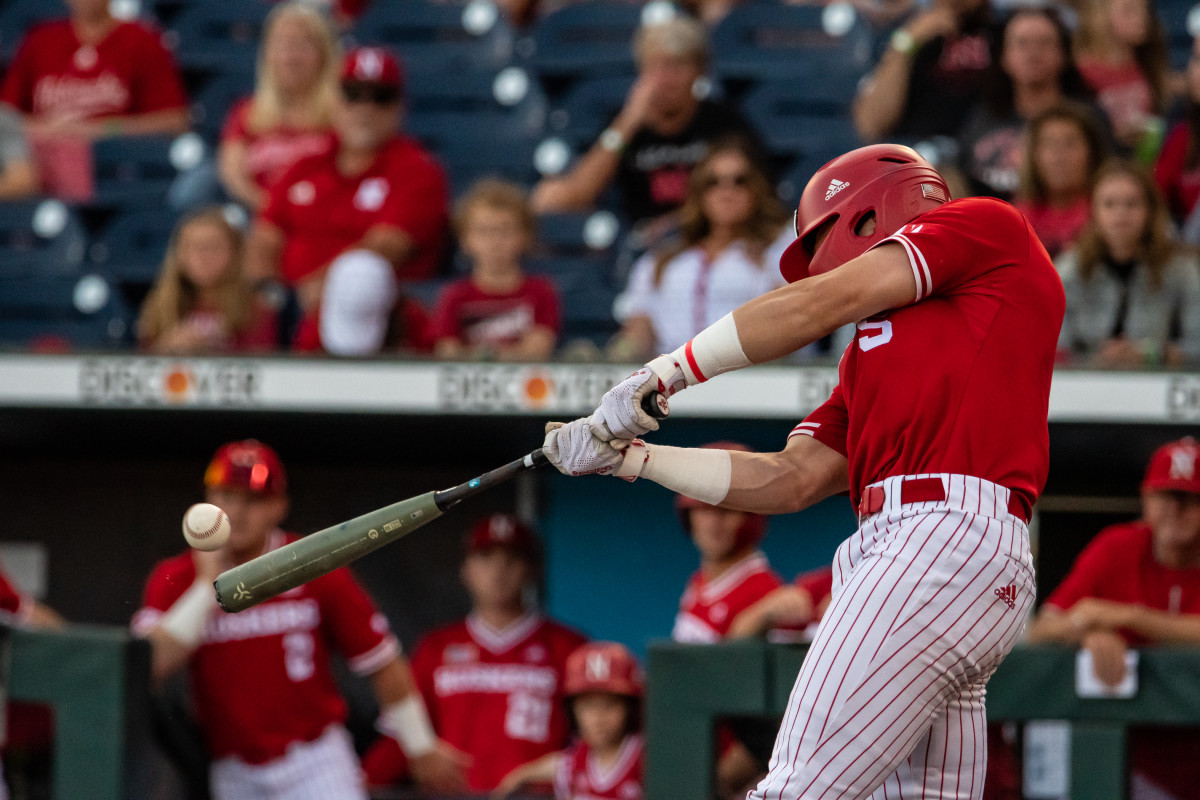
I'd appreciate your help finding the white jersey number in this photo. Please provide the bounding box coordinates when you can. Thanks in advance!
[856,319,893,352]
[283,631,315,682]
[505,692,551,742]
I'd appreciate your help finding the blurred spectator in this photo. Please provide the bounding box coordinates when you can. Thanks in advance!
[245,46,449,355]
[431,179,560,361]
[1027,436,1200,800]
[1073,0,1169,157]
[958,6,1101,199]
[133,439,468,800]
[1154,34,1200,230]
[218,1,340,211]
[278,0,370,28]
[608,136,790,362]
[531,15,764,238]
[362,514,587,795]
[1055,159,1200,367]
[1014,102,1109,258]
[137,207,280,355]
[0,104,39,201]
[852,0,993,143]
[726,566,833,641]
[0,0,189,140]
[494,642,644,800]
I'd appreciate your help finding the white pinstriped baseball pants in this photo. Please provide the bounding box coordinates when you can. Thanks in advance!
[210,724,368,800]
[750,474,1036,800]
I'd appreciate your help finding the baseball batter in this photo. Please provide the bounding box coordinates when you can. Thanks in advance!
[545,144,1065,799]
[132,440,467,800]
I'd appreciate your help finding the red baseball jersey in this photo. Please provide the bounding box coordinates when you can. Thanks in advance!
[260,135,448,284]
[554,734,644,800]
[220,98,336,193]
[791,197,1065,512]
[132,531,399,764]
[1044,521,1200,645]
[0,20,186,120]
[430,276,561,348]
[672,552,782,643]
[411,612,588,792]
[0,569,27,622]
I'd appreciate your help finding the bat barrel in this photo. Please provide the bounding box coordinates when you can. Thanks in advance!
[214,491,442,613]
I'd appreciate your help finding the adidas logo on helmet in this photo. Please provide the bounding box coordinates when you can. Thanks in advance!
[825,178,849,201]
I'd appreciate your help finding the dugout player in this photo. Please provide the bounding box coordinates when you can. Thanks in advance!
[545,143,1065,798]
[1027,436,1200,800]
[132,439,467,800]
[363,513,588,794]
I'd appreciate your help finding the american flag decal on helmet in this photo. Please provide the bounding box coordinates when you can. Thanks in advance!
[921,183,947,202]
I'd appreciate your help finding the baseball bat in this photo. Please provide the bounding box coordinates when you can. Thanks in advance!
[213,392,668,613]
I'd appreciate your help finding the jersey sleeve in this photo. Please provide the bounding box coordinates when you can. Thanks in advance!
[1043,528,1124,610]
[130,558,191,636]
[795,567,834,607]
[379,151,449,268]
[127,24,188,113]
[789,382,849,457]
[408,634,441,727]
[531,277,562,334]
[873,197,1031,302]
[219,98,253,144]
[429,280,469,343]
[258,166,298,233]
[0,568,28,622]
[313,568,399,675]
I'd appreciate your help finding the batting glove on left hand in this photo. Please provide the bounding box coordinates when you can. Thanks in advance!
[589,355,683,442]
[543,419,628,476]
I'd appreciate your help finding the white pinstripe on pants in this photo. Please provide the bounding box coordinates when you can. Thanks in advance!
[750,474,1036,800]
[210,724,368,800]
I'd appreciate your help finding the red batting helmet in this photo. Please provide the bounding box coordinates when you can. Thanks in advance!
[676,442,767,549]
[563,641,643,699]
[778,144,950,283]
[204,439,287,496]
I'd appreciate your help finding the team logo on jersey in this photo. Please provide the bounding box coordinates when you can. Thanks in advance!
[73,45,98,70]
[289,180,315,206]
[993,585,1018,610]
[355,177,389,211]
[445,644,477,663]
[825,179,849,201]
[523,643,547,663]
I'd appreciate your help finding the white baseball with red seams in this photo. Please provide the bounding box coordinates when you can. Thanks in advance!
[182,503,231,551]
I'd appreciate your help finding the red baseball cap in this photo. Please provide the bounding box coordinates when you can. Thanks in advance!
[1142,437,1200,495]
[341,47,404,92]
[204,439,287,496]
[465,513,539,560]
[563,641,643,699]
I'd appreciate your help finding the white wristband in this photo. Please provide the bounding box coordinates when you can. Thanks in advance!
[381,695,437,758]
[159,580,218,648]
[668,313,751,386]
[638,443,731,505]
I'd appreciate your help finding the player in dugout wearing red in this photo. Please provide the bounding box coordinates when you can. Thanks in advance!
[545,143,1064,799]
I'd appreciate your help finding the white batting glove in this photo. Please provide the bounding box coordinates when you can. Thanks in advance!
[543,419,627,476]
[588,355,684,442]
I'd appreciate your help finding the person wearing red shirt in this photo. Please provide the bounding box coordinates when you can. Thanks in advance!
[132,440,467,800]
[363,513,588,795]
[246,46,449,355]
[0,0,188,140]
[545,143,1064,799]
[1027,437,1200,800]
[432,179,560,361]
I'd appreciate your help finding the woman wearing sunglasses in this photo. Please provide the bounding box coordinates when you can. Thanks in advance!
[609,136,808,362]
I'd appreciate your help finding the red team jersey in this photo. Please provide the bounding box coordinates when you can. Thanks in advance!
[554,734,644,800]
[132,532,399,764]
[0,570,27,622]
[410,612,588,792]
[0,20,186,121]
[430,276,562,348]
[672,552,782,643]
[792,198,1065,512]
[260,135,449,284]
[220,98,336,193]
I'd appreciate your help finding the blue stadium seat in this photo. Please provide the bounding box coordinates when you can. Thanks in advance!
[166,0,270,75]
[0,0,63,63]
[0,198,87,276]
[741,78,863,160]
[419,127,541,199]
[546,75,634,143]
[351,0,516,73]
[535,210,624,261]
[711,3,874,84]
[87,207,179,285]
[0,272,132,349]
[1159,0,1197,69]
[528,2,642,90]
[91,133,208,208]
[406,66,547,144]
[190,69,255,140]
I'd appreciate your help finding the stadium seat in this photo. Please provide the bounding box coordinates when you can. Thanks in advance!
[406,66,547,144]
[419,126,541,200]
[0,272,132,349]
[87,207,179,285]
[545,75,634,144]
[165,0,270,75]
[91,133,208,208]
[0,0,63,63]
[190,70,255,140]
[1160,0,1197,69]
[351,0,516,74]
[528,2,644,94]
[741,79,863,161]
[710,3,874,86]
[0,198,87,276]
[535,210,624,261]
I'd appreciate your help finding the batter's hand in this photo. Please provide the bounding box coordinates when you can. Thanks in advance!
[409,739,471,795]
[589,356,681,442]
[543,419,627,476]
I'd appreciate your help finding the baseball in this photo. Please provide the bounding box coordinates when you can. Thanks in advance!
[182,503,231,551]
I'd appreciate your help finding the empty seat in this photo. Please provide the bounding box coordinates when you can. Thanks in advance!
[87,207,179,284]
[0,198,87,276]
[351,0,516,73]
[529,2,643,92]
[406,66,547,143]
[0,0,64,63]
[190,69,255,139]
[545,75,634,143]
[166,0,270,74]
[91,133,208,208]
[741,79,863,161]
[0,273,132,349]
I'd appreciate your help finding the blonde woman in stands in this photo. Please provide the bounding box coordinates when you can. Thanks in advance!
[217,1,340,210]
[138,207,278,354]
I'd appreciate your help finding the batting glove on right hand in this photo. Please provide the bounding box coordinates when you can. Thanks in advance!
[589,355,683,442]
[543,419,627,476]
